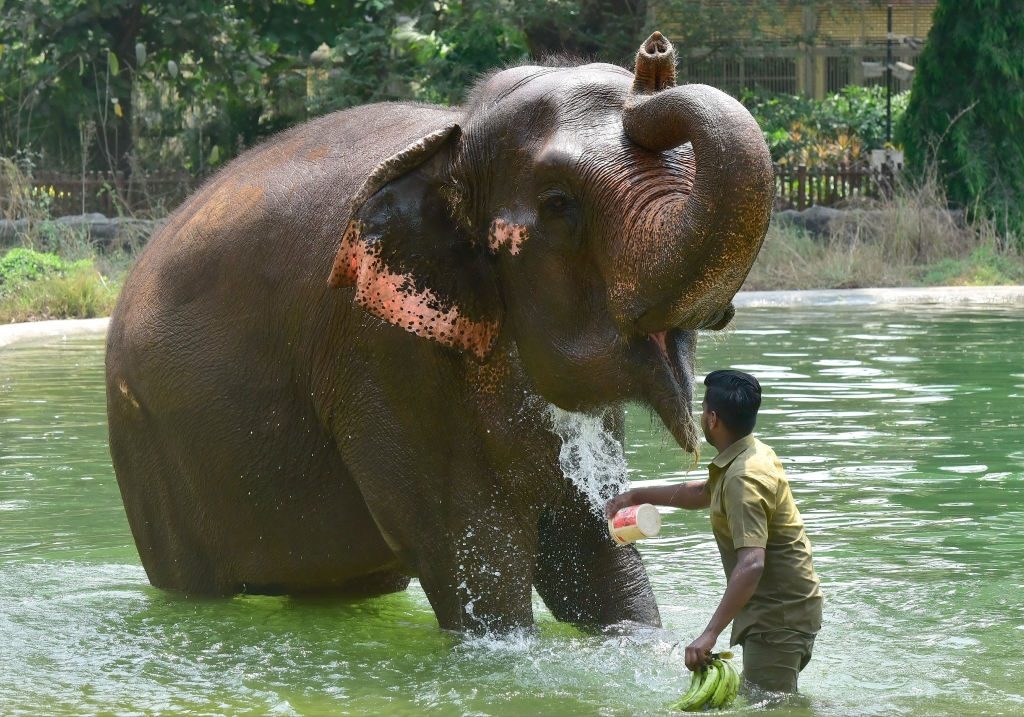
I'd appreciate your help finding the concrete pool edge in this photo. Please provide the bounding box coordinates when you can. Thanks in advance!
[735,285,1024,308]
[2,285,1022,349]
[0,317,111,349]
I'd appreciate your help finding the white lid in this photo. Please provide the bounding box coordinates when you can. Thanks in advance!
[634,503,662,537]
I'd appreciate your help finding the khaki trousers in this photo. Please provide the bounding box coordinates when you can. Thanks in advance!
[741,628,816,693]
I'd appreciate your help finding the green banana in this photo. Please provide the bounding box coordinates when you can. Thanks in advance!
[708,660,732,708]
[714,658,745,709]
[719,659,740,709]
[669,668,705,710]
[725,660,741,705]
[677,660,722,711]
[670,668,705,711]
[673,658,742,712]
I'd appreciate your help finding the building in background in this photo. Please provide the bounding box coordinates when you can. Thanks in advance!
[655,1,935,97]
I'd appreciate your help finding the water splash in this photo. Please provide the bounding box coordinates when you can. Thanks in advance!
[455,580,476,622]
[545,405,629,518]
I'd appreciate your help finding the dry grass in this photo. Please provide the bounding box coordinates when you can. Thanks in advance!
[0,158,49,223]
[746,174,1024,290]
[0,263,120,323]
[1,159,141,322]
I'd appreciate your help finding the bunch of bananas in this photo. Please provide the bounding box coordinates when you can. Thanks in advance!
[670,656,740,712]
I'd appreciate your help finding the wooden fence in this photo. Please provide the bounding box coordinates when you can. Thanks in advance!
[774,163,891,211]
[27,171,198,217]
[16,165,889,218]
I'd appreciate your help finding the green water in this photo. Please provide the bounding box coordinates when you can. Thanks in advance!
[1,306,1023,716]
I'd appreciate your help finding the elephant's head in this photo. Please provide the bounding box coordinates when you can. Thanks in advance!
[329,32,774,454]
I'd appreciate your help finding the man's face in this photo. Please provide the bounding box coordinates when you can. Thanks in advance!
[700,398,713,444]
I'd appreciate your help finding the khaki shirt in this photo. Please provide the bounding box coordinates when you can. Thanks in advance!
[705,434,822,645]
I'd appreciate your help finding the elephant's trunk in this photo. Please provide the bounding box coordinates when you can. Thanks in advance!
[618,34,774,335]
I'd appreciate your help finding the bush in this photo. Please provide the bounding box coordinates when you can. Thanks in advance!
[0,248,80,294]
[922,245,1024,287]
[743,86,910,168]
[0,247,117,322]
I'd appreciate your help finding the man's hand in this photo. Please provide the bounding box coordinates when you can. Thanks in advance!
[604,490,637,519]
[684,630,718,671]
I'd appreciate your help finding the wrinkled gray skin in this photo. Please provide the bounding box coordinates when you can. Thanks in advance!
[106,38,773,633]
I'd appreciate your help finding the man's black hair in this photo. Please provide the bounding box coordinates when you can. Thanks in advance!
[703,370,761,436]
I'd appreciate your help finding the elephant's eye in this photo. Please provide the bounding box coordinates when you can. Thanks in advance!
[538,189,576,217]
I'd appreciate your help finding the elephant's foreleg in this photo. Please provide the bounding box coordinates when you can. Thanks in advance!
[414,508,539,634]
[534,494,661,630]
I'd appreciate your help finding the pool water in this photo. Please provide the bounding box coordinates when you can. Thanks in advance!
[1,306,1022,716]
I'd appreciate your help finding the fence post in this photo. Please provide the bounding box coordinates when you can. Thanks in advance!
[796,164,807,211]
[879,163,893,200]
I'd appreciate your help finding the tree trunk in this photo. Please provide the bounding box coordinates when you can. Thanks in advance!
[97,1,143,180]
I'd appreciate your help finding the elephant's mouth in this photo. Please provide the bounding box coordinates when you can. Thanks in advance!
[643,328,701,455]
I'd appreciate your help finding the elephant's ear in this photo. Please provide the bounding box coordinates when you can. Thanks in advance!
[328,124,501,360]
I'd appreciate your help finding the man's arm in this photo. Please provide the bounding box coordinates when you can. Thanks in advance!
[683,546,766,670]
[604,481,709,517]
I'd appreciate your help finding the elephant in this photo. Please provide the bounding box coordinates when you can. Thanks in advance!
[104,32,773,633]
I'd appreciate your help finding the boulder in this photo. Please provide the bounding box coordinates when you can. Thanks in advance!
[774,205,843,237]
[0,214,158,250]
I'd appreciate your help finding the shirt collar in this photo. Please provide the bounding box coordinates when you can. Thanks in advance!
[710,433,757,469]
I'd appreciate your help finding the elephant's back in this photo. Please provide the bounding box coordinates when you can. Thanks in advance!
[110,103,459,343]
[128,102,459,290]
[107,102,461,400]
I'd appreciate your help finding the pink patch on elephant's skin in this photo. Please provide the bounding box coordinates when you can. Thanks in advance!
[328,220,498,359]
[487,218,528,255]
[327,220,365,287]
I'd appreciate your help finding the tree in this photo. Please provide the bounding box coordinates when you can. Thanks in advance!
[899,0,1024,244]
[520,0,648,64]
[309,0,532,112]
[650,0,849,69]
[0,2,294,174]
[0,0,882,180]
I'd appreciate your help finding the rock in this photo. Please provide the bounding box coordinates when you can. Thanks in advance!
[775,205,966,239]
[0,214,157,251]
[0,219,30,246]
[774,205,843,237]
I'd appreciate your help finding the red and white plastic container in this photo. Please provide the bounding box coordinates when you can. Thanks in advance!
[608,503,662,545]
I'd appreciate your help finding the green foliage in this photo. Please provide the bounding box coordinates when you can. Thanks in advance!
[0,248,117,321]
[397,1,532,105]
[0,1,333,174]
[304,0,437,113]
[0,248,66,291]
[0,262,120,322]
[0,248,90,297]
[898,0,1024,246]
[744,86,910,168]
[1,0,864,178]
[308,0,540,112]
[922,245,1024,287]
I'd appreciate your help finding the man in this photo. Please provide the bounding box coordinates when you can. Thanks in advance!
[605,370,822,693]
